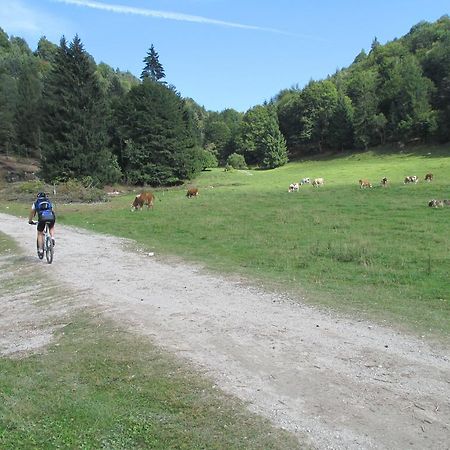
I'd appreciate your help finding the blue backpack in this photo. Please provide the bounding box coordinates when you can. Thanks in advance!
[35,197,55,221]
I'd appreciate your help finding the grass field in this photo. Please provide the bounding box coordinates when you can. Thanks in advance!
[0,232,300,449]
[1,146,449,336]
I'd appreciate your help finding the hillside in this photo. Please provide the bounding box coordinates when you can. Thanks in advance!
[1,17,450,187]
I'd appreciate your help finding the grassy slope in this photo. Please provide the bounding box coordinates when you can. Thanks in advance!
[1,146,449,336]
[0,232,300,449]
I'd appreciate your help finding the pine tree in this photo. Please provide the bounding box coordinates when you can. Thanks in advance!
[114,79,198,185]
[40,35,121,184]
[15,58,42,156]
[0,74,17,154]
[141,44,166,82]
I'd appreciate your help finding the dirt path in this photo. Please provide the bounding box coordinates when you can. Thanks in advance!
[1,213,449,450]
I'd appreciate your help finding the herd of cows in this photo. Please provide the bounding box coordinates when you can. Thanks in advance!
[288,172,449,207]
[129,172,448,211]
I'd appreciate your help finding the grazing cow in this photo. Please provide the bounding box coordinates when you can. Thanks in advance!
[404,175,418,184]
[428,199,444,208]
[131,192,154,211]
[300,177,310,185]
[381,177,388,187]
[312,177,324,187]
[429,199,450,207]
[186,187,199,198]
[288,182,300,192]
[359,179,372,188]
[425,173,433,182]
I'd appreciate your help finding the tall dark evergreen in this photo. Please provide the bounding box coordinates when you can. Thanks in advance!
[114,79,198,185]
[15,59,42,156]
[40,35,121,184]
[0,74,17,154]
[0,29,43,156]
[141,44,165,82]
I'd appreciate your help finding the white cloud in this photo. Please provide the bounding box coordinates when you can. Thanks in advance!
[0,0,68,40]
[54,0,293,35]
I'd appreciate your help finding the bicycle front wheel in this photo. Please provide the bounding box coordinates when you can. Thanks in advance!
[45,235,54,264]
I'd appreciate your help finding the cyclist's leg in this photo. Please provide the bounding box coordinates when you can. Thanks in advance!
[37,221,45,251]
[48,220,56,244]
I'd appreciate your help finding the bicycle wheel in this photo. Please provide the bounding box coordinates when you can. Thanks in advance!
[45,234,54,264]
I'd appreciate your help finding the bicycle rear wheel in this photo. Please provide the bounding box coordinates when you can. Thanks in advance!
[45,234,54,264]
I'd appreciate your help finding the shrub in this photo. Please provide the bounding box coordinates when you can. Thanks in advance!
[3,179,106,203]
[17,180,46,194]
[226,153,247,169]
[55,179,107,203]
[201,149,219,170]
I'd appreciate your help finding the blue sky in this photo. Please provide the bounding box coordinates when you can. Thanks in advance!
[1,0,448,112]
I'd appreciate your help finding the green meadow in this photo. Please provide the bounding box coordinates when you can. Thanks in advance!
[2,147,450,336]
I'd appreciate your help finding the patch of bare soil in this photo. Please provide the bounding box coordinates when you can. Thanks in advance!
[0,155,39,183]
[1,212,449,449]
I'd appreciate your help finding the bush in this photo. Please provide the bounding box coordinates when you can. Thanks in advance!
[55,179,107,203]
[17,180,47,194]
[1,178,107,203]
[201,149,219,170]
[226,153,247,169]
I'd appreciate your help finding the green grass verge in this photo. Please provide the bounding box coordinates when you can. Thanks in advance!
[0,318,300,449]
[1,146,449,337]
[0,234,301,449]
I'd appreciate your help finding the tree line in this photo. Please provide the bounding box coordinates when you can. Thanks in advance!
[275,16,450,155]
[0,16,449,186]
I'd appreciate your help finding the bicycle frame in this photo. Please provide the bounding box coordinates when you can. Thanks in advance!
[32,221,54,264]
[43,222,54,264]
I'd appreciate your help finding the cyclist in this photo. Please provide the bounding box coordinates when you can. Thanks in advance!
[28,192,56,259]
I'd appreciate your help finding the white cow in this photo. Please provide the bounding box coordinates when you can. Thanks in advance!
[300,177,310,185]
[404,175,418,184]
[288,182,300,192]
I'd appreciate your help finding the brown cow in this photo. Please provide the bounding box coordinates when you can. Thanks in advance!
[186,188,199,198]
[359,179,372,188]
[425,173,433,182]
[131,192,154,211]
[312,177,324,187]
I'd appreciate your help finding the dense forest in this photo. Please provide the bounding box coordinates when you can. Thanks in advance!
[0,16,449,186]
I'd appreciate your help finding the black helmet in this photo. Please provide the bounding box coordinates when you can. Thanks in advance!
[37,192,46,198]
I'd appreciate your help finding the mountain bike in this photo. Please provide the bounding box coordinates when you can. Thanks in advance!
[30,221,54,264]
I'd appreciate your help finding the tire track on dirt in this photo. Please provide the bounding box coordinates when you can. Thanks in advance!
[1,213,449,449]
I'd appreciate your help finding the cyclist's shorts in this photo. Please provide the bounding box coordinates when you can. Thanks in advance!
[37,219,55,232]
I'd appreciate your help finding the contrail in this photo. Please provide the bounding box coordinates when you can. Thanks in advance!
[54,0,296,36]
